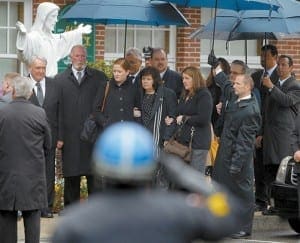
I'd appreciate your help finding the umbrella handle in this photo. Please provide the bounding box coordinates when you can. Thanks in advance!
[211,0,219,52]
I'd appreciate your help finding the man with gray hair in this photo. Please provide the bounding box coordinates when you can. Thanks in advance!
[28,55,63,218]
[125,47,143,84]
[0,75,51,243]
[0,72,20,108]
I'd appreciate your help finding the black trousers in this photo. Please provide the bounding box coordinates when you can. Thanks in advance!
[254,147,267,206]
[64,175,95,207]
[264,164,280,204]
[45,147,56,211]
[0,209,40,243]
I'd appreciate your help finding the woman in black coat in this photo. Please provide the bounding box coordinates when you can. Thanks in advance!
[94,58,140,129]
[139,67,177,187]
[139,66,177,151]
[176,66,213,174]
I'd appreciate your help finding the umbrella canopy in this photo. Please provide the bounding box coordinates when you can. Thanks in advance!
[61,0,190,26]
[61,0,190,55]
[162,0,280,11]
[190,0,300,41]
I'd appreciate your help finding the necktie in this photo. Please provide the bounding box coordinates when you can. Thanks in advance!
[77,71,82,84]
[36,82,43,106]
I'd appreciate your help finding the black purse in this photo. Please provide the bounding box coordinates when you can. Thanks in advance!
[80,82,109,143]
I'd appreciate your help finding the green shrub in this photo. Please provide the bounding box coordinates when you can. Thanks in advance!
[88,60,113,79]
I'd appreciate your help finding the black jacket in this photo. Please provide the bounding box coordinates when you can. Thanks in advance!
[94,77,140,128]
[162,68,183,99]
[140,85,177,146]
[263,76,300,165]
[177,88,213,150]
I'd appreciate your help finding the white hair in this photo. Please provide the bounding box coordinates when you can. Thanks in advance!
[12,76,34,99]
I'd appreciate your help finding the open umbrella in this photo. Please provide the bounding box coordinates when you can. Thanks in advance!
[190,0,300,66]
[190,0,300,59]
[61,0,190,56]
[163,0,280,11]
[157,0,280,61]
[191,0,300,39]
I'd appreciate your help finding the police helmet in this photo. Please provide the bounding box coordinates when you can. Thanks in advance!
[92,122,156,181]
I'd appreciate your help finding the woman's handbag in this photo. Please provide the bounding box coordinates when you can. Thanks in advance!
[80,82,109,143]
[164,125,194,163]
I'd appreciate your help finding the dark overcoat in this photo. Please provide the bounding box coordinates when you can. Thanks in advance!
[162,68,183,99]
[140,85,177,146]
[0,98,51,210]
[263,76,300,165]
[212,72,261,233]
[55,66,107,177]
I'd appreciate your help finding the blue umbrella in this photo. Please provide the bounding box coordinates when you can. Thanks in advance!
[190,0,300,41]
[61,0,190,55]
[164,0,280,11]
[158,0,280,60]
[190,0,300,64]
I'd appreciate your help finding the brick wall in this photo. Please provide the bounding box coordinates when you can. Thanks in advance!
[271,39,300,78]
[176,8,201,72]
[32,2,300,78]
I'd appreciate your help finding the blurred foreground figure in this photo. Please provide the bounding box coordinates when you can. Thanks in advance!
[52,122,242,243]
[0,76,51,243]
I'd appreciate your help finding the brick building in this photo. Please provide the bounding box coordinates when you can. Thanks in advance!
[1,0,300,79]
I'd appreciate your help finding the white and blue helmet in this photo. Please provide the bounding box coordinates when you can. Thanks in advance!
[92,122,156,181]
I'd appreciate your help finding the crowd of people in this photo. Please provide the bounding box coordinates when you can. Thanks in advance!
[1,3,300,240]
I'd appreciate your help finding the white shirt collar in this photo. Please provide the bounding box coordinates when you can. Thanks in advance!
[279,76,291,86]
[29,75,46,96]
[237,94,251,102]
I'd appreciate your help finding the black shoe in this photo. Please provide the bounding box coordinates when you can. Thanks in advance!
[231,231,251,239]
[262,207,276,215]
[254,204,267,212]
[41,209,54,218]
[205,166,213,176]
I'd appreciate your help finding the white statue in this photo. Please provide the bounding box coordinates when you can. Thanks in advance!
[16,2,92,77]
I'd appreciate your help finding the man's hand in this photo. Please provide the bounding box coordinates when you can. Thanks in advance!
[255,136,263,149]
[216,102,223,115]
[262,75,274,89]
[208,50,219,68]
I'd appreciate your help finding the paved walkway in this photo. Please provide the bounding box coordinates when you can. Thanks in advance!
[16,212,290,242]
[17,214,58,243]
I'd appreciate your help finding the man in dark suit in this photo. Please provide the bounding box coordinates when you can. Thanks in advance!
[262,54,300,213]
[55,45,107,208]
[150,48,183,99]
[251,44,279,212]
[125,47,143,85]
[28,56,63,218]
[0,75,51,243]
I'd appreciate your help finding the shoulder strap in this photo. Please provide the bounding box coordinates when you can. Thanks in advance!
[101,81,110,112]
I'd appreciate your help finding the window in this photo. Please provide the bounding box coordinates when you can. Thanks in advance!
[104,25,176,69]
[0,0,31,80]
